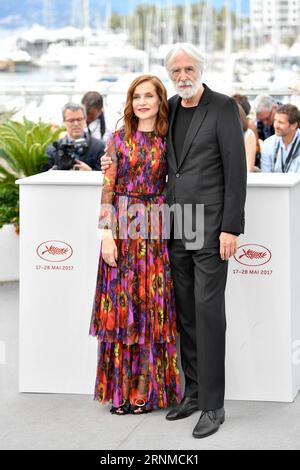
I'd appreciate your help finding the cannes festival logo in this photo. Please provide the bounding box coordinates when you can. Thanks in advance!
[36,240,73,262]
[234,244,272,267]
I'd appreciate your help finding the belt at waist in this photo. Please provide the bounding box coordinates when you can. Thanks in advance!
[114,191,163,200]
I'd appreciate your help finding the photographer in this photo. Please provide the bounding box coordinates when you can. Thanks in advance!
[44,103,105,171]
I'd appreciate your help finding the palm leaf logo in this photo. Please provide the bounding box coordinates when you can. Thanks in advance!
[239,249,267,260]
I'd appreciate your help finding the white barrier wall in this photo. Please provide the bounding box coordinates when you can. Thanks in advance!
[17,171,102,394]
[225,173,300,402]
[17,172,300,402]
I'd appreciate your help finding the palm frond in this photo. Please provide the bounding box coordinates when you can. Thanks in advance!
[0,119,65,178]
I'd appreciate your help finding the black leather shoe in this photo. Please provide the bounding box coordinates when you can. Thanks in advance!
[166,397,199,421]
[192,407,225,438]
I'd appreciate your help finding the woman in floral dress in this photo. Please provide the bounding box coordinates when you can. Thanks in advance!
[90,75,181,414]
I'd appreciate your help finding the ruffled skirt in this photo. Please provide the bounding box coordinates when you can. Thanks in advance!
[90,195,182,409]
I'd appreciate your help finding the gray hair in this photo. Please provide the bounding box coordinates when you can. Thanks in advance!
[62,102,86,121]
[165,43,205,75]
[253,95,276,114]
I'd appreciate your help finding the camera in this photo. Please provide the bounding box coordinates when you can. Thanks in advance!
[52,138,88,170]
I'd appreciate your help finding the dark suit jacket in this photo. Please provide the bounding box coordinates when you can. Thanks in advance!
[166,84,247,249]
[44,133,105,171]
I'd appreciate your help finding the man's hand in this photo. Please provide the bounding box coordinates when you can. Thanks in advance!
[100,152,113,173]
[219,232,238,261]
[73,160,92,171]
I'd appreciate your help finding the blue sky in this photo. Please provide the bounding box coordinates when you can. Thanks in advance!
[0,1,249,30]
[111,1,249,14]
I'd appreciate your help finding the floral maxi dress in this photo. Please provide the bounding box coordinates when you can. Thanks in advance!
[90,129,181,411]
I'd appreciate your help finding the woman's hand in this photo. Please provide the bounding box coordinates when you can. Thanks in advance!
[100,152,113,173]
[102,237,118,267]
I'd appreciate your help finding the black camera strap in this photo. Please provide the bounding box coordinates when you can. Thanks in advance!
[273,134,300,173]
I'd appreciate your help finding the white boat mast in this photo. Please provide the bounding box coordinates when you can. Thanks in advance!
[166,0,174,45]
[235,0,242,47]
[129,0,138,47]
[144,7,152,71]
[199,0,215,54]
[105,0,112,32]
[223,0,234,86]
[199,1,207,52]
[43,0,53,29]
[224,0,232,57]
[207,0,215,53]
[154,1,162,46]
[183,0,193,43]
[81,0,90,30]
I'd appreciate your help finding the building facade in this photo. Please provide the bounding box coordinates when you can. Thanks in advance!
[250,0,300,45]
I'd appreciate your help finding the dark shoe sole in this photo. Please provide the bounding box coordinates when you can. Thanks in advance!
[130,406,152,415]
[166,407,199,421]
[192,417,225,439]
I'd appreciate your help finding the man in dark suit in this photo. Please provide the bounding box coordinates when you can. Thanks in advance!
[163,43,247,438]
[100,43,247,438]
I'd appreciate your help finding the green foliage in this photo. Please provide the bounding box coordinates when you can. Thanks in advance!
[0,118,63,181]
[0,183,19,230]
[0,118,64,230]
[283,36,296,48]
[110,12,123,31]
[0,109,18,124]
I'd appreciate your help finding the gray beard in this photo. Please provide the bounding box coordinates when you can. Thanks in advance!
[173,78,202,100]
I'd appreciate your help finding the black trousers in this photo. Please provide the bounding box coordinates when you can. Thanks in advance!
[168,236,228,411]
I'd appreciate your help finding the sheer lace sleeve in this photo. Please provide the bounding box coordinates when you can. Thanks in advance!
[98,134,118,231]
